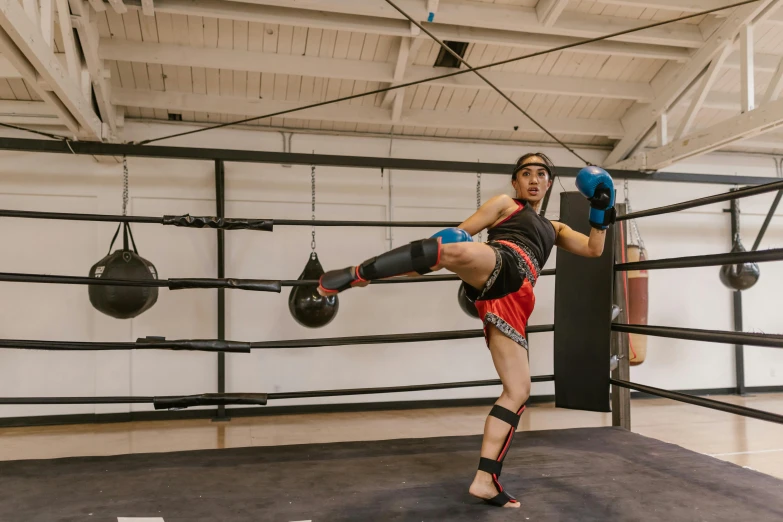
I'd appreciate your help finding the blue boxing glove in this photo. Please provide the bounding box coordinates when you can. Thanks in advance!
[430,227,473,244]
[575,166,616,230]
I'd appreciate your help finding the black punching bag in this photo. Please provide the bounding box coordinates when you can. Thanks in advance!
[89,223,159,319]
[288,252,339,328]
[457,282,480,319]
[719,236,760,291]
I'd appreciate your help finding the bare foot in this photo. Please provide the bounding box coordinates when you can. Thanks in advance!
[469,472,521,508]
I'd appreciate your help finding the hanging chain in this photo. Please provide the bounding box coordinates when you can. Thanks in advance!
[476,171,483,243]
[122,155,129,216]
[310,164,317,258]
[623,179,645,250]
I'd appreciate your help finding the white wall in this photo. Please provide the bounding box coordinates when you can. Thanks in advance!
[0,122,780,419]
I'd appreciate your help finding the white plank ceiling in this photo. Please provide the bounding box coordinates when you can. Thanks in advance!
[0,0,782,163]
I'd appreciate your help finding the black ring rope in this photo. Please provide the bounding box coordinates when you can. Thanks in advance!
[610,379,783,425]
[615,248,783,272]
[619,178,783,222]
[0,325,554,352]
[0,375,555,407]
[0,270,554,290]
[613,324,783,349]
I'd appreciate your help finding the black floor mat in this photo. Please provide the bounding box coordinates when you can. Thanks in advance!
[0,427,781,522]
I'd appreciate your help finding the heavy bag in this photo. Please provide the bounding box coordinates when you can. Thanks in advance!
[457,282,480,319]
[719,237,760,291]
[626,245,648,365]
[89,223,159,319]
[288,252,339,328]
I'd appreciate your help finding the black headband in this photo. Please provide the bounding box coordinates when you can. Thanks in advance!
[513,162,553,178]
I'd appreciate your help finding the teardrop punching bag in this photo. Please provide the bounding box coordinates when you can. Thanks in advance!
[719,236,760,291]
[288,252,339,328]
[89,223,159,319]
[457,282,480,319]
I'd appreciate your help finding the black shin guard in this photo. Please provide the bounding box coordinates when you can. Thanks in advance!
[478,403,526,507]
[359,238,440,279]
[319,238,441,294]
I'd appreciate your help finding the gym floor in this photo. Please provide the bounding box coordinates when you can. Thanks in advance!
[1,393,782,480]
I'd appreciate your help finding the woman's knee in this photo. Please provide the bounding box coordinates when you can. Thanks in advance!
[438,242,475,270]
[503,382,531,407]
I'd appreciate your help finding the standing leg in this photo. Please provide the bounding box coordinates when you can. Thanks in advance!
[468,324,531,508]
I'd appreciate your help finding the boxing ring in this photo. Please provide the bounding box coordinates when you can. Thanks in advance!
[0,142,781,520]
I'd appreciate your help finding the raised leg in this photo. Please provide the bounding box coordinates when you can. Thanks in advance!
[318,239,498,295]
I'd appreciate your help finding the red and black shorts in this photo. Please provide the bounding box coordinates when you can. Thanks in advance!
[463,240,541,350]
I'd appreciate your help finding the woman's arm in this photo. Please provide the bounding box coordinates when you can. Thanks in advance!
[552,221,606,258]
[458,194,516,236]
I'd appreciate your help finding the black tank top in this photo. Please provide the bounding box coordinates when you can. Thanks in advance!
[487,199,556,268]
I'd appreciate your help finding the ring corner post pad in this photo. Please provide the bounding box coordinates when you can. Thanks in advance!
[554,192,613,413]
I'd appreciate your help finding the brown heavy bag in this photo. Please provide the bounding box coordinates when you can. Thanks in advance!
[626,245,649,365]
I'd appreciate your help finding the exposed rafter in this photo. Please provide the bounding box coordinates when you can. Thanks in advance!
[536,0,569,28]
[98,39,656,102]
[228,0,704,46]
[740,24,755,113]
[87,0,105,12]
[122,0,701,57]
[0,0,102,138]
[0,100,57,116]
[762,58,783,104]
[613,97,783,170]
[69,0,117,136]
[595,0,738,11]
[675,43,733,139]
[382,37,421,108]
[657,112,668,147]
[107,0,128,14]
[604,0,776,167]
[55,0,80,83]
[39,0,54,48]
[725,51,782,73]
[387,37,411,123]
[111,88,625,137]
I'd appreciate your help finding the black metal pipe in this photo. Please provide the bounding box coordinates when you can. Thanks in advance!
[0,137,774,185]
[215,159,227,419]
[0,375,555,405]
[0,338,252,352]
[612,324,783,349]
[0,209,163,224]
[273,219,460,227]
[618,178,783,222]
[751,189,783,251]
[0,271,556,289]
[615,247,783,271]
[0,397,154,404]
[539,183,554,217]
[0,209,458,229]
[610,379,783,425]
[0,272,282,292]
[733,290,746,394]
[729,194,745,396]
